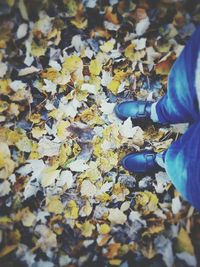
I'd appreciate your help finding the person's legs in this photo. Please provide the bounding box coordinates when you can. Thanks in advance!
[115,27,200,124]
[154,26,200,124]
[162,120,200,211]
[116,27,200,200]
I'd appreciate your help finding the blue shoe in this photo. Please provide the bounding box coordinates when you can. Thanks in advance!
[114,100,153,121]
[121,150,163,173]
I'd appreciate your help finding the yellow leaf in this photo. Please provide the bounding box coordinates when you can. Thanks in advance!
[7,129,22,144]
[97,234,111,246]
[41,68,58,81]
[72,142,81,157]
[0,216,13,227]
[16,135,32,152]
[80,221,95,237]
[79,161,101,182]
[89,59,102,76]
[0,79,11,95]
[75,88,89,101]
[8,103,20,117]
[57,120,70,141]
[18,0,28,20]
[63,0,78,16]
[15,207,36,227]
[64,200,79,219]
[134,191,159,213]
[112,183,130,202]
[80,105,103,126]
[47,196,64,214]
[96,192,111,203]
[7,0,15,7]
[107,80,120,95]
[176,227,194,255]
[0,100,9,112]
[0,244,18,258]
[62,55,83,81]
[98,223,111,235]
[124,43,135,58]
[28,143,39,160]
[142,224,165,237]
[0,142,11,162]
[113,70,127,81]
[125,43,146,61]
[29,113,41,123]
[100,40,115,53]
[70,17,88,29]
[59,143,72,166]
[32,126,47,139]
[31,41,47,57]
[107,70,128,95]
[109,259,122,266]
[0,142,15,179]
[97,150,118,172]
[41,166,60,187]
[48,109,63,119]
[63,55,82,73]
[79,200,93,217]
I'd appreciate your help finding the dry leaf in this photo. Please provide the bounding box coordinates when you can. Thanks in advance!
[108,208,127,225]
[80,180,97,197]
[176,228,194,255]
[47,196,64,214]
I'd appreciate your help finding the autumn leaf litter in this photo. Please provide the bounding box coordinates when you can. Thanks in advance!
[0,0,200,267]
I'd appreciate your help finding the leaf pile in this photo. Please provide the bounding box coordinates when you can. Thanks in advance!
[0,0,200,267]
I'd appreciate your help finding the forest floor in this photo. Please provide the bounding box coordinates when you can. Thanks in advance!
[0,0,200,267]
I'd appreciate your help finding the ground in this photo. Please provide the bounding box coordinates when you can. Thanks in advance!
[0,0,200,267]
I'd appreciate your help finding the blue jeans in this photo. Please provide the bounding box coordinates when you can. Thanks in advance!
[155,26,200,211]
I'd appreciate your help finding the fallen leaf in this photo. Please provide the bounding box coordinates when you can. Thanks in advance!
[41,166,60,187]
[108,208,127,225]
[0,180,11,196]
[176,227,194,255]
[80,221,95,237]
[80,179,97,197]
[0,244,18,258]
[98,223,111,235]
[16,23,28,39]
[89,59,103,76]
[64,200,79,219]
[0,62,8,78]
[47,196,64,214]
[68,159,89,172]
[100,40,115,53]
[104,243,121,259]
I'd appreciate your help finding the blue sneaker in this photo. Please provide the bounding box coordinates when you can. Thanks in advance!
[114,100,153,121]
[120,150,163,173]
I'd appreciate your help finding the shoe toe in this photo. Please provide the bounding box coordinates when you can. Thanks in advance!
[121,153,145,173]
[121,151,158,173]
[114,103,127,120]
[114,100,153,121]
[114,101,136,120]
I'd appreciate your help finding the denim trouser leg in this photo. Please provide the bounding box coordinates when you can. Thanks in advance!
[153,27,200,210]
[155,26,200,124]
[164,120,200,211]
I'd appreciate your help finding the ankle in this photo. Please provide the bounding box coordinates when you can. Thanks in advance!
[150,101,159,122]
[155,151,166,169]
